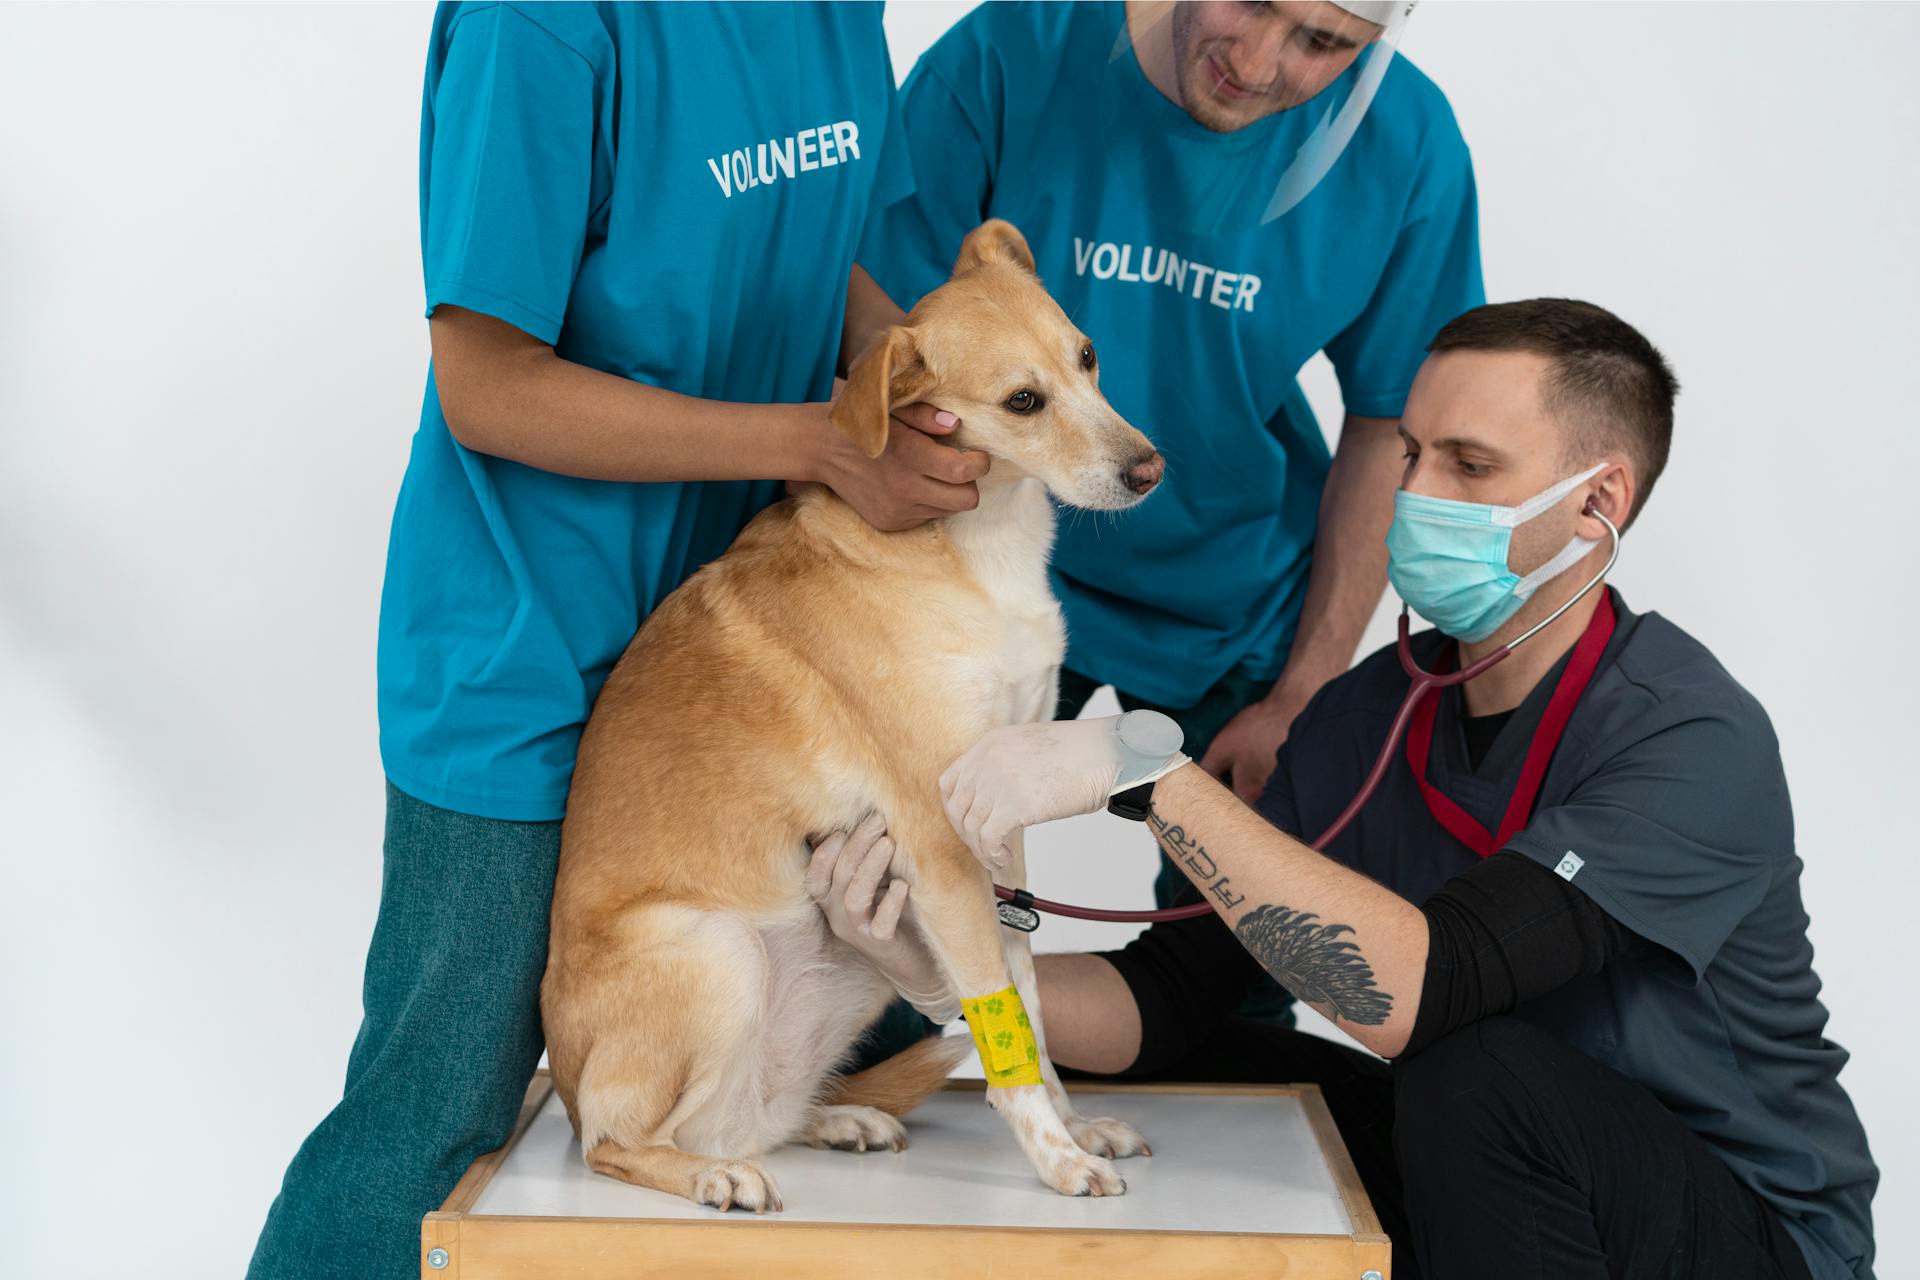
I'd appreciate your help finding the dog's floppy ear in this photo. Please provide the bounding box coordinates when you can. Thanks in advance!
[829,325,932,459]
[953,219,1036,277]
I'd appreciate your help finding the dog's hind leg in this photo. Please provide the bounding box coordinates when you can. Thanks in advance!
[547,905,785,1212]
[801,1104,908,1152]
[586,1129,784,1214]
[892,807,1126,1198]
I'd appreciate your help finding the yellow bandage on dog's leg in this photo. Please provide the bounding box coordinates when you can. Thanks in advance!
[960,984,1042,1088]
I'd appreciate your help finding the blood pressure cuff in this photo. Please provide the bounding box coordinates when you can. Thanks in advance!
[1100,850,1647,1071]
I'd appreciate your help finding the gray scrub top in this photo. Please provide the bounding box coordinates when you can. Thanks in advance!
[1261,588,1877,1279]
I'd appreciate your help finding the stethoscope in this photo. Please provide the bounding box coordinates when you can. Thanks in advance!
[994,501,1622,926]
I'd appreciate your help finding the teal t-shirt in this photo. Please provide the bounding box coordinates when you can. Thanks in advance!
[379,2,912,820]
[858,1,1482,705]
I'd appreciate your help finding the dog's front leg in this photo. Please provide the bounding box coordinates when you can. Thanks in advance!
[893,808,1125,1198]
[996,832,1150,1161]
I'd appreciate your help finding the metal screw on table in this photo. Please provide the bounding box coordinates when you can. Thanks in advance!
[427,1247,449,1270]
[1361,1272,1384,1280]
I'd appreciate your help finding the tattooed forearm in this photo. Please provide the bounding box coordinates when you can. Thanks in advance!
[1233,904,1393,1026]
[1146,811,1246,909]
[1146,809,1393,1024]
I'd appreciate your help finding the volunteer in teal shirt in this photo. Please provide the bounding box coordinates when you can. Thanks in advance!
[379,2,918,820]
[249,6,971,1277]
[860,1,1484,816]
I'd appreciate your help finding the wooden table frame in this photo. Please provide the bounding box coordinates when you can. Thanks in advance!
[423,1071,1391,1279]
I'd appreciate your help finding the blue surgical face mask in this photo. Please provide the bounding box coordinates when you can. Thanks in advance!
[1386,464,1606,643]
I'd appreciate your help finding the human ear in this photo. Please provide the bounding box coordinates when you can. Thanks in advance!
[1579,459,1635,536]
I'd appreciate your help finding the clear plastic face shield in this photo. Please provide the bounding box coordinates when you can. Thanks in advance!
[1103,0,1418,234]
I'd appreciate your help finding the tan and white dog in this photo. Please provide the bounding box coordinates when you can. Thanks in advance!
[541,220,1164,1212]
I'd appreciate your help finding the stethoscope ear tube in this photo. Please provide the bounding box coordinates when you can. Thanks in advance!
[1499,505,1620,655]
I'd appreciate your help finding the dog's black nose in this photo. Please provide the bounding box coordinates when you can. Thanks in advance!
[1124,452,1165,495]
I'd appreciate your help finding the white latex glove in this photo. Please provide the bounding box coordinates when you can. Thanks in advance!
[939,711,1189,871]
[805,814,959,1022]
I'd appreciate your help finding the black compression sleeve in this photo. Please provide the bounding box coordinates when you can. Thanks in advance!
[1095,881,1265,1076]
[1404,850,1633,1057]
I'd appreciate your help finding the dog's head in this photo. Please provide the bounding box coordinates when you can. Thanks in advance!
[831,220,1164,511]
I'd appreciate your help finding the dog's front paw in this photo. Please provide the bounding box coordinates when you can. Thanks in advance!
[1040,1149,1126,1198]
[691,1159,783,1213]
[1069,1114,1151,1160]
[803,1104,908,1153]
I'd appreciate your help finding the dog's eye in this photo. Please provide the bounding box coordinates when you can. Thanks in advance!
[1006,389,1044,415]
[1080,343,1096,372]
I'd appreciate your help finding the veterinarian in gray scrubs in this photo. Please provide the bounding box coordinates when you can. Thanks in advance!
[830,301,1878,1279]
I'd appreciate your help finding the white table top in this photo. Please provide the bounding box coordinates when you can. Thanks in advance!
[471,1086,1355,1237]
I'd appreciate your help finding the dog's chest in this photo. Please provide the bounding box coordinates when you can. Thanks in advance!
[956,560,1065,729]
[988,602,1065,725]
[946,480,1068,727]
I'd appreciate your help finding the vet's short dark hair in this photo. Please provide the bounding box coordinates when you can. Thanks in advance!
[1428,299,1677,526]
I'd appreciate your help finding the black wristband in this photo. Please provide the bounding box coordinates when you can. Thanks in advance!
[1108,780,1155,821]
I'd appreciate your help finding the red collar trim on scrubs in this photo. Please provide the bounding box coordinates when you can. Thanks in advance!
[1406,590,1617,858]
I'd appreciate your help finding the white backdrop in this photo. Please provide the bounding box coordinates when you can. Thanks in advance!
[2,3,1913,1276]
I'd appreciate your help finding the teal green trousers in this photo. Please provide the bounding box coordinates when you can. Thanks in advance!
[246,784,561,1280]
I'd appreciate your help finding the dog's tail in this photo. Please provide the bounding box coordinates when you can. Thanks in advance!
[825,1033,974,1116]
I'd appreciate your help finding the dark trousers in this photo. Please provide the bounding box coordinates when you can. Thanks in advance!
[1092,1014,1815,1280]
